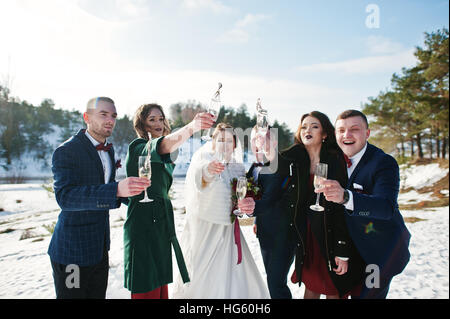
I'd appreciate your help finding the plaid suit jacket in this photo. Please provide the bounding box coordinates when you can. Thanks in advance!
[48,129,121,266]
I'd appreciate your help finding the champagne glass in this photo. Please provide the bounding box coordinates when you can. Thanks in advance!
[138,156,153,203]
[255,100,269,155]
[214,141,226,180]
[256,97,267,114]
[233,177,248,216]
[310,163,328,212]
[202,82,222,141]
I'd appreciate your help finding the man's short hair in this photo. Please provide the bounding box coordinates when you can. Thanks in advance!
[86,97,115,112]
[336,109,369,129]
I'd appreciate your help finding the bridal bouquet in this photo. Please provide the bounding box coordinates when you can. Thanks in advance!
[230,177,261,223]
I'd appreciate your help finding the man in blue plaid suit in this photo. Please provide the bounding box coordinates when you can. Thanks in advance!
[48,97,149,299]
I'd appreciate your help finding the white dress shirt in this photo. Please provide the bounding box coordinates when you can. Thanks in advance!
[344,142,368,211]
[85,130,112,184]
[252,164,263,183]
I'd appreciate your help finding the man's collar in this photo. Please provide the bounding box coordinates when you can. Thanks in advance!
[85,130,107,147]
[350,142,368,162]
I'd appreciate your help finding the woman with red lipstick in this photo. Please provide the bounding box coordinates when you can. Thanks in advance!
[279,111,365,299]
[123,103,214,299]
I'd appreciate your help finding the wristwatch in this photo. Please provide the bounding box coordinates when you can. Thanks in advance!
[340,189,350,205]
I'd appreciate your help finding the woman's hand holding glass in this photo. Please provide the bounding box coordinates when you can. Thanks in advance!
[138,155,153,203]
[233,177,252,217]
[189,112,216,134]
[206,160,225,177]
[201,82,222,141]
[237,197,255,217]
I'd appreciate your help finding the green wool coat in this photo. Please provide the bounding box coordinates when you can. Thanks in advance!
[123,136,190,293]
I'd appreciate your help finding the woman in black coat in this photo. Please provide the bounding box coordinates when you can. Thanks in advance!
[279,111,365,299]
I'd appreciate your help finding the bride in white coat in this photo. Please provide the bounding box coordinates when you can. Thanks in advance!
[172,123,270,299]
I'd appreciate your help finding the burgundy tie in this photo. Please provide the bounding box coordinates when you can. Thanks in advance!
[96,143,112,152]
[344,154,352,168]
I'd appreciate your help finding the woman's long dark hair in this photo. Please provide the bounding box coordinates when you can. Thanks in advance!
[294,111,339,152]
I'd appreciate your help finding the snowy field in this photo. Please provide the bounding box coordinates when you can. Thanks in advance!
[0,163,448,299]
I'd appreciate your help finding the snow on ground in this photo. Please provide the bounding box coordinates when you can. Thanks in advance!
[400,163,448,190]
[0,163,448,299]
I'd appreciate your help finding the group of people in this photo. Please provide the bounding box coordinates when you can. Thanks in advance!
[48,96,411,299]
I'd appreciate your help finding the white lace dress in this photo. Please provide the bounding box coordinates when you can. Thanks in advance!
[172,155,270,299]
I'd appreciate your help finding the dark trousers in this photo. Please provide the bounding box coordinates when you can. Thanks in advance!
[259,237,296,299]
[50,249,109,299]
[352,276,393,299]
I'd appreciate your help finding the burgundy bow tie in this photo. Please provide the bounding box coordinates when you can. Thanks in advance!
[96,143,112,152]
[344,154,352,168]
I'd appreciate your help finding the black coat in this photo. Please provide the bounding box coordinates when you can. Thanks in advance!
[278,143,366,297]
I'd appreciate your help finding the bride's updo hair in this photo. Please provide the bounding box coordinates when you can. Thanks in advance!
[211,123,237,151]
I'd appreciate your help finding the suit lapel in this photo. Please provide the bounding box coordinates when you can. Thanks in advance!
[108,147,116,182]
[247,163,256,179]
[348,143,376,187]
[76,129,105,179]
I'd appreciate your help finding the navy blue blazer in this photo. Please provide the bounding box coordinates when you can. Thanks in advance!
[48,129,122,267]
[247,164,288,247]
[345,143,411,279]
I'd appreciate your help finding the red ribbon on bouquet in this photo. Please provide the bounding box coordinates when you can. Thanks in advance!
[234,218,242,265]
[230,177,262,265]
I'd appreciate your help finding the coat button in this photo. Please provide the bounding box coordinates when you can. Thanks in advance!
[290,204,294,208]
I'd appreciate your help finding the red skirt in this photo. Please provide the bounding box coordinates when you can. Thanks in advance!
[301,220,339,296]
[131,285,169,299]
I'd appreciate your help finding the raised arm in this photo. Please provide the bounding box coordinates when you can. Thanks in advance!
[158,112,215,155]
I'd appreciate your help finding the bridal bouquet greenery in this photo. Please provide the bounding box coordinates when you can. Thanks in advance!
[230,177,261,223]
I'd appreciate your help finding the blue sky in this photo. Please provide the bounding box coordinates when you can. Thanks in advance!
[0,0,448,132]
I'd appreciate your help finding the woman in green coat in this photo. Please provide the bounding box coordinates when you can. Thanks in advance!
[124,103,214,299]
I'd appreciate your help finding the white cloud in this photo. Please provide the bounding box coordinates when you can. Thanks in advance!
[0,0,123,103]
[295,49,417,75]
[296,35,416,76]
[365,35,405,55]
[181,0,232,14]
[235,13,269,28]
[76,0,152,22]
[218,13,270,44]
[0,1,376,133]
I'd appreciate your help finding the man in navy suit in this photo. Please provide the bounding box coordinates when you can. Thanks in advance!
[246,127,295,299]
[48,97,149,299]
[318,110,411,299]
